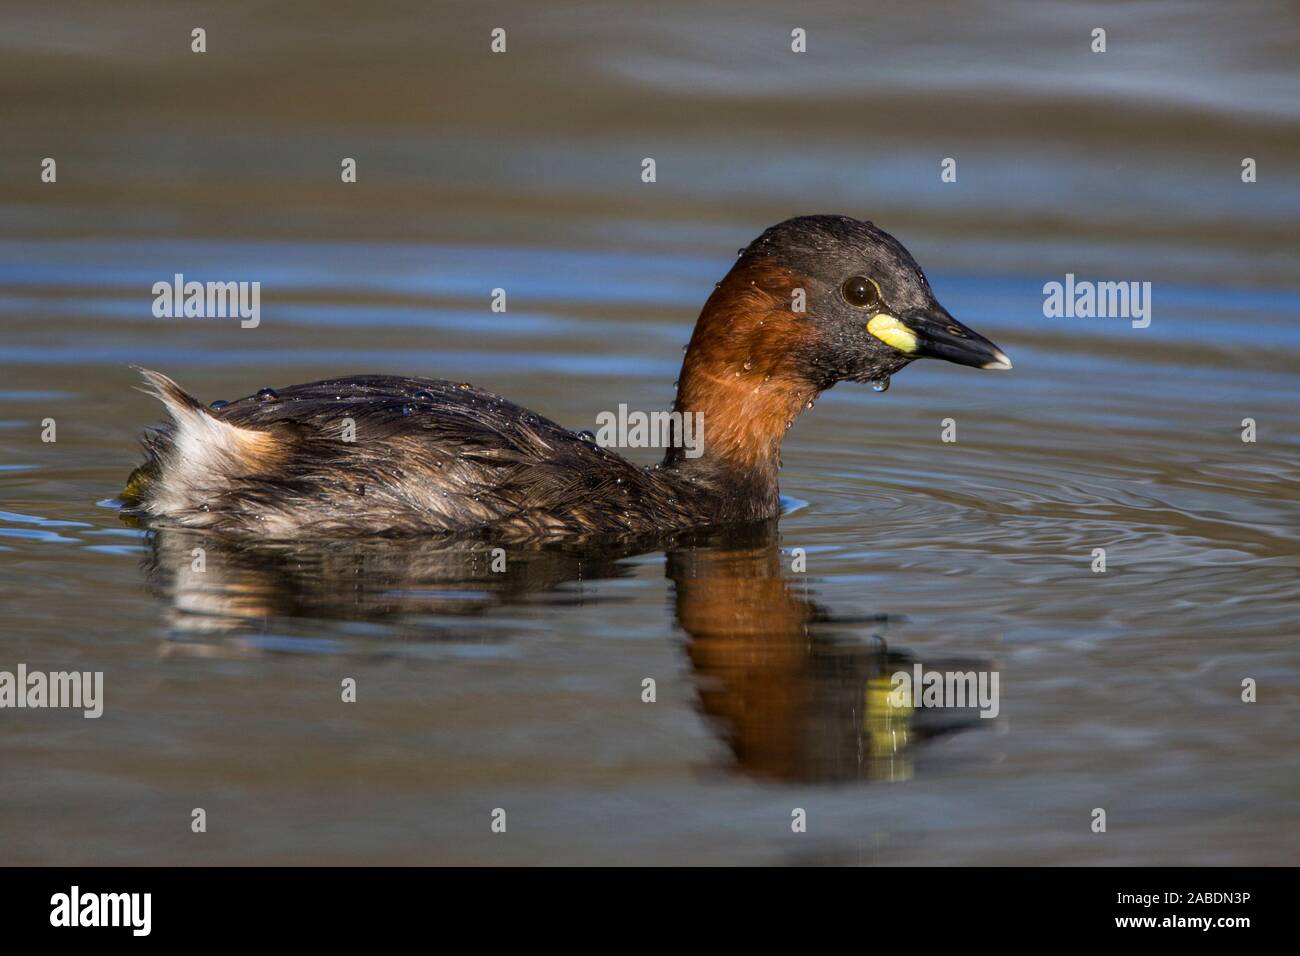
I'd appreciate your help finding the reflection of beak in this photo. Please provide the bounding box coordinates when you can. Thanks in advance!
[867,308,1013,370]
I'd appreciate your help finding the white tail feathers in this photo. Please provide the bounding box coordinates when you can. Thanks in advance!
[134,367,206,415]
[133,368,279,515]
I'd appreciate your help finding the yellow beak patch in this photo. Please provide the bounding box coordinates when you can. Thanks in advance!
[866,313,919,354]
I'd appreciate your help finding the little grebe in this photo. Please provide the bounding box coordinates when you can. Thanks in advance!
[124,215,1011,538]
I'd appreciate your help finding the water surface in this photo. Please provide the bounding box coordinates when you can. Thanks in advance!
[1,0,1297,864]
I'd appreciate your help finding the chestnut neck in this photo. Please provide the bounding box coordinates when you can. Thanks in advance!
[663,259,823,498]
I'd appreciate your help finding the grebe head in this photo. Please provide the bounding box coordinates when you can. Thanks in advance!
[735,215,1012,383]
[668,215,1012,485]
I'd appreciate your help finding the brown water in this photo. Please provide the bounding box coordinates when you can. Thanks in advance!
[1,1,1298,864]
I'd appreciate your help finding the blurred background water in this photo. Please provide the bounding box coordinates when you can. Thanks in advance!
[0,0,1297,864]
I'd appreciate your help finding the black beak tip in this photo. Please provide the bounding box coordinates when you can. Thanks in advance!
[920,312,1012,370]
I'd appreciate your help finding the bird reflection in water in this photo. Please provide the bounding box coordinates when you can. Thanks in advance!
[139,521,994,783]
[669,524,994,783]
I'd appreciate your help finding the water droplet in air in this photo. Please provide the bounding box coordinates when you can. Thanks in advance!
[870,377,891,393]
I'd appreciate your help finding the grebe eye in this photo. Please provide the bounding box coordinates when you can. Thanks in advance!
[841,275,882,310]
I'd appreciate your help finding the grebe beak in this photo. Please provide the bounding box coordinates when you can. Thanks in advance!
[867,307,1012,370]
